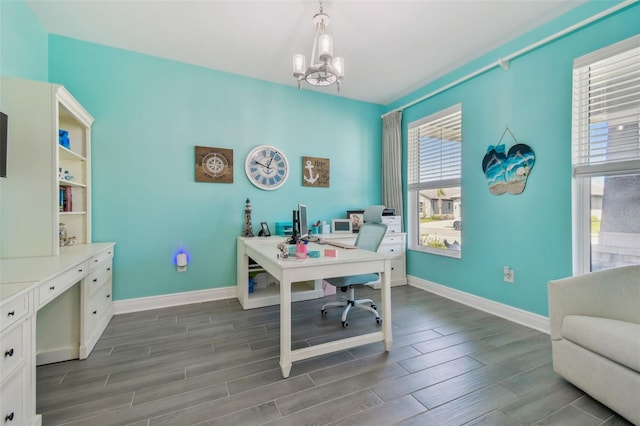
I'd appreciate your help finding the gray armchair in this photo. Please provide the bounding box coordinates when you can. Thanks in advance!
[548,265,640,424]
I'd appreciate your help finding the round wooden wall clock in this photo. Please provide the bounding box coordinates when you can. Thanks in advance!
[245,145,289,190]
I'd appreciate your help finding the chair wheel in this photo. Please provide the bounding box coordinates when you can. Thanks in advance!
[342,321,349,328]
[321,309,327,317]
[371,304,377,310]
[376,317,382,325]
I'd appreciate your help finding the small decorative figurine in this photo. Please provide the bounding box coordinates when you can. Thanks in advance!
[243,198,255,237]
[59,223,67,247]
[277,240,289,259]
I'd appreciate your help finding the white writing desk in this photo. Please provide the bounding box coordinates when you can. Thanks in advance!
[1,243,115,426]
[237,237,392,378]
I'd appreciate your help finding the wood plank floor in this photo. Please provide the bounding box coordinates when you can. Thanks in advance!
[36,286,634,426]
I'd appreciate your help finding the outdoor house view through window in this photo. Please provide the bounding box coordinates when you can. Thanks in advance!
[572,35,640,273]
[408,104,462,257]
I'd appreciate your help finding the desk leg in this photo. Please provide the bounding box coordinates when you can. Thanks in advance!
[381,259,393,351]
[279,276,292,378]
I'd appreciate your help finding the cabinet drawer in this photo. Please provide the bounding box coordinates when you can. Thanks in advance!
[382,216,401,226]
[89,248,114,271]
[386,224,402,233]
[383,234,405,244]
[380,244,403,257]
[390,258,405,278]
[38,261,88,308]
[0,322,26,382]
[86,259,113,298]
[0,295,28,333]
[0,367,24,426]
[87,282,113,336]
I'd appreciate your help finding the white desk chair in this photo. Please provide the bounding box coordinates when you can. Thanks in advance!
[321,205,388,327]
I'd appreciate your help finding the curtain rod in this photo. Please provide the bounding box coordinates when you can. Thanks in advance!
[381,0,638,119]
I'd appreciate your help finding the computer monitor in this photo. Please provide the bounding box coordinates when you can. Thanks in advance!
[298,204,308,240]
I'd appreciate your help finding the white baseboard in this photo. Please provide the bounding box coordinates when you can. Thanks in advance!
[114,286,236,315]
[408,275,549,334]
[36,347,79,366]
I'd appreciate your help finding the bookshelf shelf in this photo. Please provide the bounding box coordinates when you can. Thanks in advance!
[59,145,87,162]
[59,179,87,188]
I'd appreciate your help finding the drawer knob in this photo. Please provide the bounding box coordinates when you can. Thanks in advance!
[4,348,14,357]
[93,310,97,315]
[7,311,15,317]
[93,278,98,283]
[107,294,111,298]
[95,259,99,263]
[50,286,56,291]
[78,268,84,272]
[5,412,15,421]
[107,267,111,272]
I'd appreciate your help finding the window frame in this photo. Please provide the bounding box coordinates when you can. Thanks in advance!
[407,104,462,258]
[571,35,640,274]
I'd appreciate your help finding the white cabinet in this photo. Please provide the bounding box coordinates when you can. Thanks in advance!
[0,77,93,258]
[80,248,114,359]
[0,293,33,426]
[1,243,115,426]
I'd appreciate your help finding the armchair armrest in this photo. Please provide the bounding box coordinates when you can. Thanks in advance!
[548,265,640,340]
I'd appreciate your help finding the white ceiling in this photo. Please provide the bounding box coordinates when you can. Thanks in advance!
[25,0,585,105]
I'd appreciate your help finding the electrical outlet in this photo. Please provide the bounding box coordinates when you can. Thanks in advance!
[503,266,514,283]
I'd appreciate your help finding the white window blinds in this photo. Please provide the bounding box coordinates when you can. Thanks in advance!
[572,34,640,177]
[408,104,462,190]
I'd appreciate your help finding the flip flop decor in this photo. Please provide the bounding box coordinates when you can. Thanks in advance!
[482,127,535,195]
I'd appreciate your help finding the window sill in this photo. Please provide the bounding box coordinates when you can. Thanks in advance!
[409,245,461,259]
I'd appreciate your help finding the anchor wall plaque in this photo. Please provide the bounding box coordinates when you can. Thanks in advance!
[301,156,330,188]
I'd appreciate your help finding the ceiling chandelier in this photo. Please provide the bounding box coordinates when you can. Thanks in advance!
[292,0,344,92]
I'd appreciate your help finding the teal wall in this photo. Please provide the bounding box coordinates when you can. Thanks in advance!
[395,1,640,316]
[47,37,383,300]
[4,0,639,314]
[0,0,48,80]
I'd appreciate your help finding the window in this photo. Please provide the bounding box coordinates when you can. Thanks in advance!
[572,35,640,274]
[407,104,462,257]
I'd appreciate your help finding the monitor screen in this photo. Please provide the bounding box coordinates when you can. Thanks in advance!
[298,204,308,239]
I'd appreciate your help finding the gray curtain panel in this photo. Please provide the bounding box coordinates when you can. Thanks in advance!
[382,111,403,220]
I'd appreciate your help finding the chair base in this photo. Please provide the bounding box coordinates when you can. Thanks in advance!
[321,286,381,328]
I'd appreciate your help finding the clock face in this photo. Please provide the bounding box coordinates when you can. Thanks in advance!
[245,145,289,190]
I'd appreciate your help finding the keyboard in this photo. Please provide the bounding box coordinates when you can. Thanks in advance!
[325,240,357,249]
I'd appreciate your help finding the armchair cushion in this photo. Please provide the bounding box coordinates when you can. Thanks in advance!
[562,315,640,371]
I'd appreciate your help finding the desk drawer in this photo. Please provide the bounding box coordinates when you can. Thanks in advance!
[87,282,113,336]
[0,367,24,426]
[1,294,29,333]
[0,321,26,382]
[89,248,114,271]
[86,259,113,299]
[38,261,88,308]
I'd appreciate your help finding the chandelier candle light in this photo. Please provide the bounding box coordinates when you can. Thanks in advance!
[293,0,344,92]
